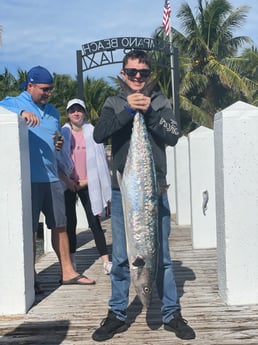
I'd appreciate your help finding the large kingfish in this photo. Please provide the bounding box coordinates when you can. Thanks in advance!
[117,109,159,308]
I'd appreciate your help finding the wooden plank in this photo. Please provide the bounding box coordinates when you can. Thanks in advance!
[0,219,258,344]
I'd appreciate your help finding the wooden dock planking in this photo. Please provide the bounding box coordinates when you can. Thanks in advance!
[0,218,258,345]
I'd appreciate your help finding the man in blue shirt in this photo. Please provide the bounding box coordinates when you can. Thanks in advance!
[0,66,96,293]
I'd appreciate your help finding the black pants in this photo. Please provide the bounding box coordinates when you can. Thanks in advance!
[64,187,108,256]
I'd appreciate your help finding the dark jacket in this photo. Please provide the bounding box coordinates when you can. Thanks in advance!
[93,90,180,189]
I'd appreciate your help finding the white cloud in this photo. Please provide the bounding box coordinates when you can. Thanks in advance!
[0,0,257,80]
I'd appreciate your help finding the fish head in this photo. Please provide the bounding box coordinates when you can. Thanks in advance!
[131,263,154,308]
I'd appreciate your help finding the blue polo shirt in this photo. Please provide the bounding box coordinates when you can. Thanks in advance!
[0,91,60,182]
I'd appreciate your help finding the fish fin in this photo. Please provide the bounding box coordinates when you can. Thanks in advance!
[117,75,134,95]
[117,74,160,97]
[132,256,146,267]
[142,75,160,96]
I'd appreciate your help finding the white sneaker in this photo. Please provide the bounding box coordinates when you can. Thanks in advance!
[103,261,112,275]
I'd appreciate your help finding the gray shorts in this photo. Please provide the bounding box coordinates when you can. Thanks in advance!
[31,181,66,232]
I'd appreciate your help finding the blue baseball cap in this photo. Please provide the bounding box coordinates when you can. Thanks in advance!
[20,66,53,89]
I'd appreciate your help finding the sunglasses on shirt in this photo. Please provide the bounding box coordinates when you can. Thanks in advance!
[123,68,151,78]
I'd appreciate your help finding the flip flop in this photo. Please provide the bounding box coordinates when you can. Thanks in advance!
[61,274,96,285]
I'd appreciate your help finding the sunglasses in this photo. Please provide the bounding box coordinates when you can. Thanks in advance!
[124,68,151,78]
[34,84,53,92]
[40,86,53,92]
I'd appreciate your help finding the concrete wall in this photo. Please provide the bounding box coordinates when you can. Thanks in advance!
[174,136,191,225]
[0,108,34,314]
[188,126,217,249]
[214,101,258,304]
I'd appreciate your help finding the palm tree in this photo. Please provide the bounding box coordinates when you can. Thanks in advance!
[49,74,78,123]
[83,77,117,124]
[158,0,254,128]
[0,68,18,99]
[17,69,28,87]
[150,29,174,98]
[238,47,258,105]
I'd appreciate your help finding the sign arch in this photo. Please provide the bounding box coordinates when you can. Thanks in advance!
[76,36,179,123]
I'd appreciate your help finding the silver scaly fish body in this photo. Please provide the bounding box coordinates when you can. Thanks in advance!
[117,111,159,308]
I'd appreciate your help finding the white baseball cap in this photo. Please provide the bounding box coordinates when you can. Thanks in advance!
[66,98,86,111]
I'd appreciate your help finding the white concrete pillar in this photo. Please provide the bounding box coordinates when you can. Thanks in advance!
[174,136,191,225]
[188,126,216,248]
[166,146,177,215]
[0,108,34,314]
[214,101,258,305]
[43,198,88,253]
[76,199,89,229]
[41,213,53,253]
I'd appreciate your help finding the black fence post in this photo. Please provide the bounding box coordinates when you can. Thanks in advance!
[76,50,84,99]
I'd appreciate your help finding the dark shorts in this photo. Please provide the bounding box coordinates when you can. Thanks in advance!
[31,181,66,232]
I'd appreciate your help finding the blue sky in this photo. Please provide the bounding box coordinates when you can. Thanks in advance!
[0,0,257,82]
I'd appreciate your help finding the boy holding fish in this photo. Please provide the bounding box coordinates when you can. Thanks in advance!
[92,50,195,341]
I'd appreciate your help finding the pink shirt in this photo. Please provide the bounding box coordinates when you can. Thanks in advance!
[70,130,87,180]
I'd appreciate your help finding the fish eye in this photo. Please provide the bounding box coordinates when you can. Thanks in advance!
[143,286,151,294]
